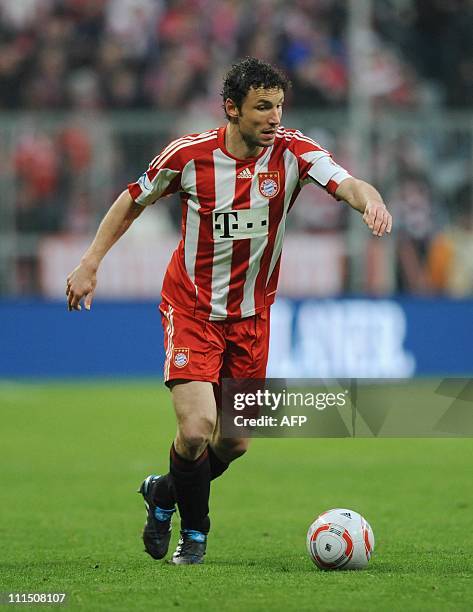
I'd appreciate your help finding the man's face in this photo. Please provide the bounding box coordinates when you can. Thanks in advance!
[231,87,284,149]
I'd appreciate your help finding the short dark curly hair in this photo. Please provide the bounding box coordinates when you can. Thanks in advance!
[221,57,290,120]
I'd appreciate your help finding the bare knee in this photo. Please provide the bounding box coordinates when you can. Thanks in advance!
[171,381,217,460]
[176,416,215,460]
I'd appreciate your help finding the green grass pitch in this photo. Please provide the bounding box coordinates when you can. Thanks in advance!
[1,381,472,611]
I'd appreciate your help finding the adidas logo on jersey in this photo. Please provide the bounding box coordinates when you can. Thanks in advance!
[237,168,253,179]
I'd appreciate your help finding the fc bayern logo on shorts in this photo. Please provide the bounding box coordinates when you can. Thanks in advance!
[173,348,190,368]
[258,172,280,198]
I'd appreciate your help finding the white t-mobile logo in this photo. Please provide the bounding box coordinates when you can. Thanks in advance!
[213,206,269,240]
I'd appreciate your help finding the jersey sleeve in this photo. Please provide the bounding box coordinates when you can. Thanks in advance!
[289,130,352,196]
[127,139,183,206]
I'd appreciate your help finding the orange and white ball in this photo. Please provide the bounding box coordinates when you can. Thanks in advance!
[307,508,375,570]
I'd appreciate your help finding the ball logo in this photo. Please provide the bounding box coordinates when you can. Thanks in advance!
[173,348,190,368]
[258,172,280,198]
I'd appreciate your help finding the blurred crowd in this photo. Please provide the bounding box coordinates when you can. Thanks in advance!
[1,0,472,296]
[1,0,472,111]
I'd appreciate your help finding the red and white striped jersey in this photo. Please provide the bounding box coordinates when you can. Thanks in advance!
[128,126,351,321]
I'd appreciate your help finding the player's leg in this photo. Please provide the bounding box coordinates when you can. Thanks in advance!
[141,381,216,564]
[204,384,250,478]
[162,382,252,559]
[170,380,215,532]
[139,304,269,563]
[210,409,251,464]
[167,308,271,565]
[140,301,225,563]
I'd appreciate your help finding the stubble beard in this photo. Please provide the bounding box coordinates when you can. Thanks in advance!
[241,128,272,150]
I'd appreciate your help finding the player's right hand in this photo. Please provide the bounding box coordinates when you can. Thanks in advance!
[66,262,97,311]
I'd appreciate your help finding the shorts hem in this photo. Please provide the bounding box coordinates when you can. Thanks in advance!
[165,374,220,388]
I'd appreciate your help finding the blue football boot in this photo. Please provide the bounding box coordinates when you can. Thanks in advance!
[139,475,176,560]
[169,529,207,565]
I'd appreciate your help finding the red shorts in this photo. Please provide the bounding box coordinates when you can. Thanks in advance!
[160,300,270,385]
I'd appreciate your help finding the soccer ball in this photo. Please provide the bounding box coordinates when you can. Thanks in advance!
[306,508,374,570]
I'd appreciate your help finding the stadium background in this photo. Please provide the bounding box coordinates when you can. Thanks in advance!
[1,3,473,611]
[1,0,472,378]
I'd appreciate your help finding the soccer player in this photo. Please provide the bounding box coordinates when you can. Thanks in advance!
[66,57,392,565]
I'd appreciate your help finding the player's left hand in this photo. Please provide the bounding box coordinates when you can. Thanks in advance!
[363,201,392,237]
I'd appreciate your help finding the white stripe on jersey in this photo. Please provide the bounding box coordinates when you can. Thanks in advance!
[182,160,200,292]
[149,130,217,170]
[302,151,351,187]
[151,133,218,174]
[209,149,237,320]
[239,149,274,316]
[266,148,300,285]
[135,167,180,206]
[163,304,174,381]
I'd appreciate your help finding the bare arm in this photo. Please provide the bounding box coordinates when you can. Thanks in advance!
[66,190,145,311]
[335,177,392,237]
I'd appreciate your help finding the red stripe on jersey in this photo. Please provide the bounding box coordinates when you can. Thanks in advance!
[147,167,158,181]
[225,160,255,317]
[193,157,216,319]
[293,132,329,153]
[253,147,286,307]
[326,179,338,196]
[162,174,181,198]
[128,182,142,201]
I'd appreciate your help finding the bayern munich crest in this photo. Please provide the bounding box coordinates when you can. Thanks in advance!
[173,348,190,368]
[258,172,280,198]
